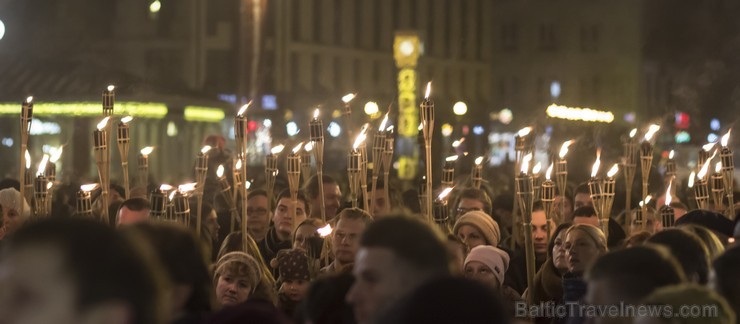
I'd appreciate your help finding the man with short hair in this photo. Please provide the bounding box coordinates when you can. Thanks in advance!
[585,246,686,324]
[304,174,342,221]
[367,180,393,219]
[573,183,592,211]
[0,218,166,324]
[454,187,493,219]
[505,201,554,294]
[346,215,450,324]
[321,208,373,275]
[572,205,626,249]
[258,189,310,267]
[245,190,271,242]
[116,197,151,226]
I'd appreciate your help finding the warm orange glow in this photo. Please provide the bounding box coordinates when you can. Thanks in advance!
[424,82,432,99]
[107,85,115,92]
[353,124,369,150]
[644,124,660,141]
[96,117,110,130]
[235,159,242,170]
[317,224,333,237]
[37,154,49,176]
[178,182,198,193]
[546,163,554,180]
[591,150,601,178]
[517,126,533,137]
[475,156,484,166]
[26,96,33,103]
[140,146,154,156]
[715,161,722,173]
[292,142,304,154]
[437,187,454,200]
[629,128,637,138]
[80,183,98,192]
[313,108,320,120]
[237,102,251,116]
[665,181,673,206]
[721,129,731,147]
[607,163,619,178]
[532,162,542,175]
[521,153,532,174]
[445,155,459,162]
[120,116,133,124]
[159,184,174,191]
[697,161,711,180]
[559,140,574,158]
[271,144,285,155]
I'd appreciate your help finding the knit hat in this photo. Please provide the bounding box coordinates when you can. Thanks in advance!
[215,252,262,292]
[453,210,501,246]
[276,249,311,282]
[464,245,510,287]
[0,188,30,218]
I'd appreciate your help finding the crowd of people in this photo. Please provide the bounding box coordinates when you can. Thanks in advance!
[0,136,738,324]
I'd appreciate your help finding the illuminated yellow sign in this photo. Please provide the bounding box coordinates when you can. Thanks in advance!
[546,104,615,123]
[394,32,422,180]
[0,102,168,118]
[184,106,226,122]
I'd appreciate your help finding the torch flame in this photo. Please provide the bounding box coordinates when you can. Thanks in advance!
[37,154,49,176]
[313,108,320,120]
[271,144,285,155]
[379,112,389,131]
[629,128,637,138]
[292,142,304,154]
[304,142,313,152]
[96,117,110,130]
[237,102,251,116]
[235,159,242,170]
[532,162,542,175]
[424,82,432,99]
[46,182,53,190]
[50,146,63,163]
[721,129,731,147]
[639,195,653,207]
[140,146,154,156]
[475,156,484,166]
[452,138,465,148]
[353,125,369,150]
[591,153,601,178]
[159,184,174,191]
[559,140,574,159]
[386,125,394,133]
[669,150,675,159]
[217,165,225,178]
[107,85,115,92]
[643,124,660,141]
[437,187,454,200]
[25,150,31,169]
[317,224,333,237]
[445,155,459,162]
[178,182,198,194]
[80,183,98,192]
[546,163,554,180]
[703,142,716,152]
[120,116,133,124]
[715,161,722,173]
[200,145,212,154]
[342,93,356,104]
[245,180,252,190]
[697,160,711,180]
[26,96,33,103]
[607,163,619,178]
[665,181,673,206]
[169,191,177,201]
[688,171,695,188]
[521,153,532,174]
[517,126,533,137]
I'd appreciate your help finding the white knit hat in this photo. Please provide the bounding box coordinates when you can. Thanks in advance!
[0,188,31,218]
[464,245,510,287]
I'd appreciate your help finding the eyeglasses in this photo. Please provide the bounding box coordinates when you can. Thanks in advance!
[456,207,482,215]
[246,207,268,217]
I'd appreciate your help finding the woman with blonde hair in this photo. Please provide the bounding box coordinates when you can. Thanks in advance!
[560,224,608,324]
[213,252,277,307]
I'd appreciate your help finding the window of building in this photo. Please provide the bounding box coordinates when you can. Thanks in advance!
[580,24,600,53]
[500,23,518,51]
[538,23,557,51]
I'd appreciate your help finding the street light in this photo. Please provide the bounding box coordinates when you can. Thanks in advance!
[364,101,379,116]
[453,101,468,116]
